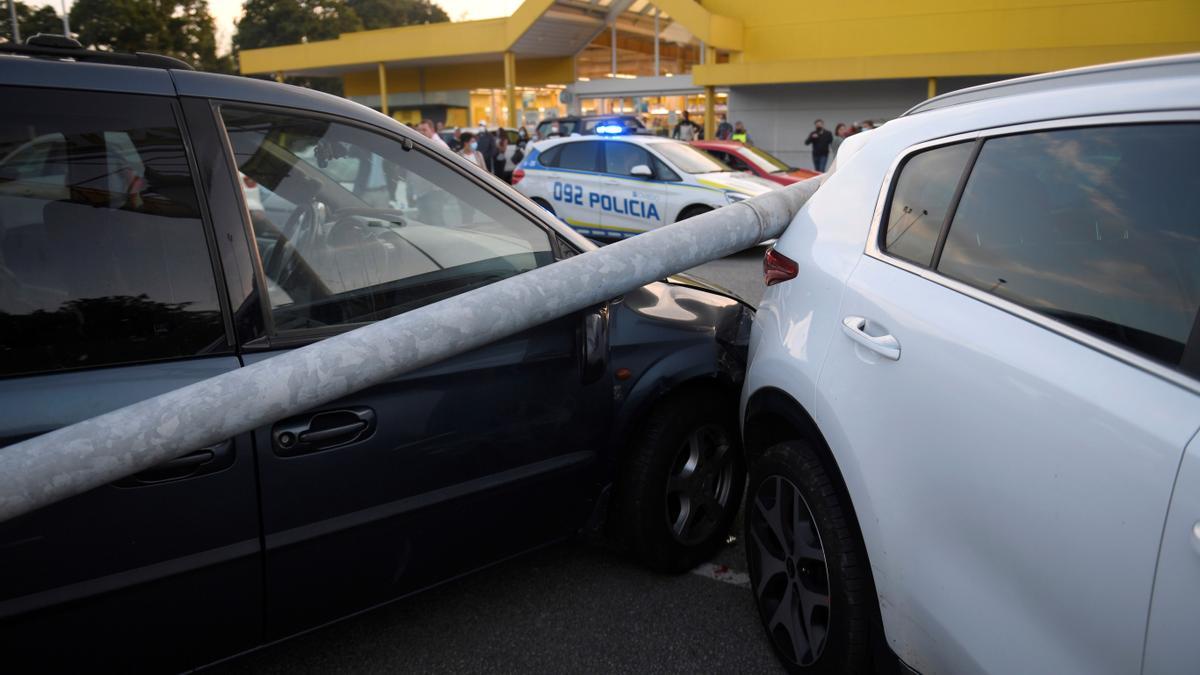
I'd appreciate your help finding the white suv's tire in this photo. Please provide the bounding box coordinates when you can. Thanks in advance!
[746,442,877,674]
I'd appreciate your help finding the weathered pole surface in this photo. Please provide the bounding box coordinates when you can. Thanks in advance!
[0,176,824,522]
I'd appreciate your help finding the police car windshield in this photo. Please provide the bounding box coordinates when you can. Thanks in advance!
[652,141,733,174]
[741,146,792,174]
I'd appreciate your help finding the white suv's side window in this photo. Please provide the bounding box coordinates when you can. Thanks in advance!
[220,107,555,332]
[935,124,1200,372]
[882,141,974,266]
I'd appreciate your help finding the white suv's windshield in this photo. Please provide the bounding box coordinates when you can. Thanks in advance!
[652,141,732,174]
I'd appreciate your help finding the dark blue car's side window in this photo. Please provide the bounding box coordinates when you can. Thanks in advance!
[219,107,555,333]
[0,87,226,378]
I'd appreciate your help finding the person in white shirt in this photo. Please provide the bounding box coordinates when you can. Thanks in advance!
[672,111,701,141]
[417,118,450,150]
[456,132,486,169]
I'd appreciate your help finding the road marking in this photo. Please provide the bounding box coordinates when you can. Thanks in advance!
[691,563,751,588]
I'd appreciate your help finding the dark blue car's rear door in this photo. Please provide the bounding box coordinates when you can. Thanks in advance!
[0,86,261,671]
[244,317,599,637]
[207,103,605,637]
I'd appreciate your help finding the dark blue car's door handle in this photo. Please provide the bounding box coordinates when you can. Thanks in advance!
[115,439,235,487]
[273,407,376,457]
[299,421,368,445]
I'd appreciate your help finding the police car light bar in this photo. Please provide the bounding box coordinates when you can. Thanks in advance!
[595,124,626,135]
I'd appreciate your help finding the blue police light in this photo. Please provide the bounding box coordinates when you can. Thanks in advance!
[595,123,626,135]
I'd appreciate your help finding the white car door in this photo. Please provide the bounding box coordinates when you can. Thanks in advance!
[816,121,1200,675]
[1144,429,1200,674]
[597,140,669,237]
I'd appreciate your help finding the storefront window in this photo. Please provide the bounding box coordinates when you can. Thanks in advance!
[573,9,702,81]
[578,93,727,137]
[467,87,567,129]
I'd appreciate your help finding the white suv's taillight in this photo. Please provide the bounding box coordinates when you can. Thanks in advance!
[763,247,798,286]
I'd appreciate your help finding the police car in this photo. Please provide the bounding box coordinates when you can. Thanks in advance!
[512,132,779,240]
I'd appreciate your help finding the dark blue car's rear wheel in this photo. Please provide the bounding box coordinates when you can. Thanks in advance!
[615,389,744,573]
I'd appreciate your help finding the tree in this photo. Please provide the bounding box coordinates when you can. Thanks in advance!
[233,0,365,95]
[347,0,448,30]
[69,0,224,72]
[232,0,448,94]
[233,0,363,52]
[0,1,66,44]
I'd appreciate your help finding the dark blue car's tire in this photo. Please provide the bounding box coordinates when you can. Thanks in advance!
[745,442,875,674]
[616,389,744,573]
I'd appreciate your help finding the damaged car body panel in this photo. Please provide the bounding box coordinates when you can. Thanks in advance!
[607,279,753,452]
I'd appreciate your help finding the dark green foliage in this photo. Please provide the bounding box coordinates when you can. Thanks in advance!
[69,0,224,71]
[233,0,448,94]
[233,0,363,52]
[347,0,448,30]
[0,1,66,44]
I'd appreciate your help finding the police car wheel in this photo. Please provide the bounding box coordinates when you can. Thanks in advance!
[616,388,744,573]
[676,205,712,222]
[532,197,555,216]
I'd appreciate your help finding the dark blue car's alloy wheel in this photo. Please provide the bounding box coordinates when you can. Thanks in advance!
[748,475,831,667]
[665,424,736,546]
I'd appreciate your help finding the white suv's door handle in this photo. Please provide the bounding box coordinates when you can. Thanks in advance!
[841,316,901,361]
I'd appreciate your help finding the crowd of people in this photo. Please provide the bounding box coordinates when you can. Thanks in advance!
[408,112,880,180]
[412,118,533,185]
[803,118,877,171]
[711,113,879,171]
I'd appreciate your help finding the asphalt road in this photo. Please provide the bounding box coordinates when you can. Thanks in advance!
[209,250,778,674]
[211,516,782,674]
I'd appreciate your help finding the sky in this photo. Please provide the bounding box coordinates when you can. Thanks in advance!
[30,0,525,54]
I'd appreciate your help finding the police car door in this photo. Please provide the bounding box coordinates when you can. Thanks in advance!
[599,140,668,237]
[546,140,605,237]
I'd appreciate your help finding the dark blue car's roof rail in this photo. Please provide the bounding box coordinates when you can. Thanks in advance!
[0,34,193,71]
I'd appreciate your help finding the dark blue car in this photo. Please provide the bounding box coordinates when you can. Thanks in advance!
[0,39,752,671]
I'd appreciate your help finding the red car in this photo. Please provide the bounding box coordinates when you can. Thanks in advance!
[691,140,819,185]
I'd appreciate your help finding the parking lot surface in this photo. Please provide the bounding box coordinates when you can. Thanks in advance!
[210,249,775,674]
[212,519,781,673]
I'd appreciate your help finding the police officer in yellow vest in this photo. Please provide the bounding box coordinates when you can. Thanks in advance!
[731,120,752,145]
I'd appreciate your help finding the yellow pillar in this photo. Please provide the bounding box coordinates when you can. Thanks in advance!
[703,46,717,140]
[378,63,389,116]
[927,76,938,99]
[703,85,716,141]
[503,51,517,128]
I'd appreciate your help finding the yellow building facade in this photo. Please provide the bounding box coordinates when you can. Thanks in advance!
[239,0,1200,166]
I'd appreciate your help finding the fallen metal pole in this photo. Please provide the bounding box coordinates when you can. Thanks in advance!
[0,176,824,522]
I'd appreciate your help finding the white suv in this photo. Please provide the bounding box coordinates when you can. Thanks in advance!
[740,54,1200,675]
